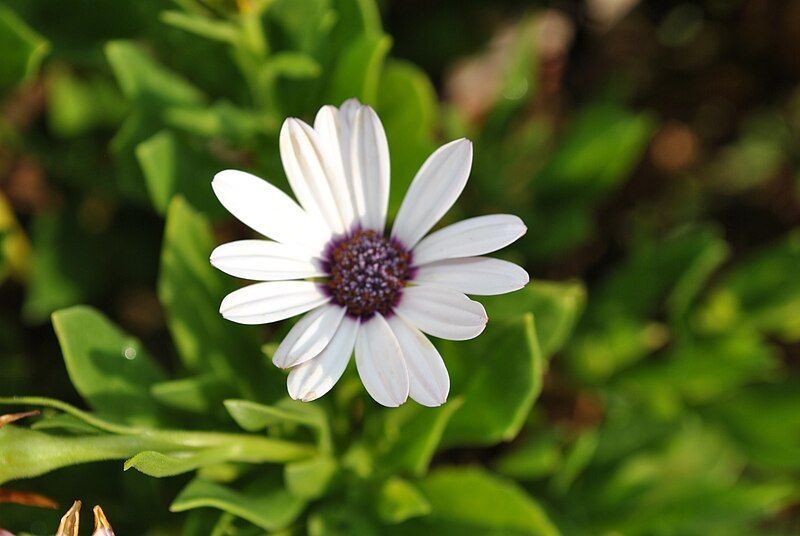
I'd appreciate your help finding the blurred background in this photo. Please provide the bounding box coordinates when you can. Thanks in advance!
[1,0,799,534]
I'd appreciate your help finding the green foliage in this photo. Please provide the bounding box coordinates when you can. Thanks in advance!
[1,0,798,534]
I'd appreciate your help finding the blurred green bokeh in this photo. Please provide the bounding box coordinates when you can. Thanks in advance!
[1,0,799,534]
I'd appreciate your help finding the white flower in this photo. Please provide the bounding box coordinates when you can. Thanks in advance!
[210,99,528,407]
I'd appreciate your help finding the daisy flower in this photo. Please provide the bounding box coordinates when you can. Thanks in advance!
[210,99,528,407]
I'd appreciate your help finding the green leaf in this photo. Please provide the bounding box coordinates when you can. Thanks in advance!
[377,477,431,524]
[328,33,391,105]
[379,398,463,477]
[284,455,337,499]
[406,467,560,536]
[377,59,439,216]
[0,5,49,92]
[47,67,127,138]
[565,317,667,383]
[51,305,168,426]
[151,375,231,414]
[124,447,239,478]
[535,103,656,200]
[159,197,273,401]
[224,398,331,452]
[493,433,563,481]
[442,314,544,446]
[105,40,205,107]
[0,426,154,485]
[30,413,102,435]
[160,10,239,44]
[264,51,322,79]
[136,129,224,216]
[171,477,306,531]
[482,281,586,358]
[549,430,598,495]
[706,231,800,340]
[163,100,278,142]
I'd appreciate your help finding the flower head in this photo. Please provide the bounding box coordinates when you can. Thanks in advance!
[211,99,528,407]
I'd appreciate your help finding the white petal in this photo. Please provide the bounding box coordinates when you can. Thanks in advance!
[280,118,348,234]
[313,106,357,229]
[387,315,449,407]
[395,285,487,341]
[355,313,409,407]
[412,214,527,266]
[414,257,529,296]
[219,281,329,325]
[350,105,390,232]
[287,317,359,402]
[273,305,347,369]
[212,170,330,256]
[339,98,361,124]
[392,139,473,248]
[210,240,323,281]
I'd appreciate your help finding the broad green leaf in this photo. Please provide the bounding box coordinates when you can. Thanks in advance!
[482,281,586,358]
[105,40,205,107]
[171,477,306,531]
[284,455,337,499]
[379,398,463,477]
[442,314,544,446]
[159,197,274,401]
[328,33,391,105]
[136,129,224,216]
[405,467,560,536]
[0,5,49,92]
[377,477,431,524]
[51,305,168,426]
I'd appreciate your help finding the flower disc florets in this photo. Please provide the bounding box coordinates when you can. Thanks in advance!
[324,229,412,318]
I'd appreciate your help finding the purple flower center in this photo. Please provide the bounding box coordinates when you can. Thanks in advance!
[324,229,412,319]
